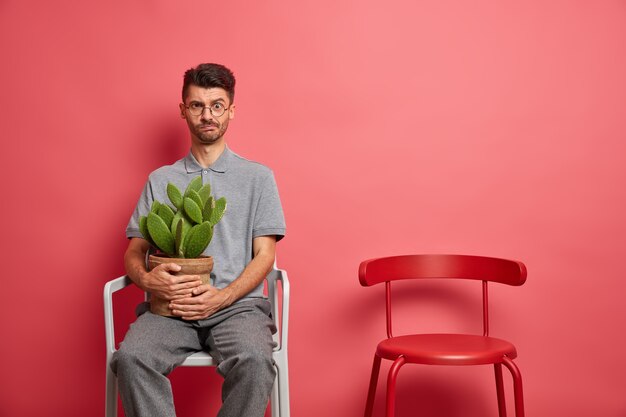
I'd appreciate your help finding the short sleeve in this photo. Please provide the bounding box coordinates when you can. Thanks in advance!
[253,171,286,241]
[125,180,154,239]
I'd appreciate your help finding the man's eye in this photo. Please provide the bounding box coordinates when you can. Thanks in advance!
[212,103,224,110]
[190,103,204,110]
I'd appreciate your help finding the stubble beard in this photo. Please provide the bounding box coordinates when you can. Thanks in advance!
[193,119,229,145]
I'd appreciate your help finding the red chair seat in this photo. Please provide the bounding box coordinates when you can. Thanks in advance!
[377,333,517,366]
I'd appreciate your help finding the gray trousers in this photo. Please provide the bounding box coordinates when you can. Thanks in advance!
[110,298,277,417]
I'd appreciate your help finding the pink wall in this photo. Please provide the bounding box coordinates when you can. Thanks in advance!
[2,1,625,416]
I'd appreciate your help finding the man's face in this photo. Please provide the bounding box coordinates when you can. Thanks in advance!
[179,85,235,146]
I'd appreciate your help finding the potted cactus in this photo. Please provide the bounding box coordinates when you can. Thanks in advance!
[139,175,226,316]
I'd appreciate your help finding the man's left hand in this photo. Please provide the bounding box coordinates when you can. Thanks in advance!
[169,285,232,320]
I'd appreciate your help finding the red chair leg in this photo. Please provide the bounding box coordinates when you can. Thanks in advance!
[494,363,507,417]
[365,354,382,417]
[502,356,524,417]
[386,356,406,417]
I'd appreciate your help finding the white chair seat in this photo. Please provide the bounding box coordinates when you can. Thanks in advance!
[182,351,216,367]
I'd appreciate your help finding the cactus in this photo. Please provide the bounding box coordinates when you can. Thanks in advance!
[139,175,227,258]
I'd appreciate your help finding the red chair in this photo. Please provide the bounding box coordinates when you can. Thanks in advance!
[359,254,527,417]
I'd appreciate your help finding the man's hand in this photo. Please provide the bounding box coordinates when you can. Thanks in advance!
[169,284,233,320]
[140,263,203,301]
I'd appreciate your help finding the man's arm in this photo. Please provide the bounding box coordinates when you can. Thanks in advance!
[124,237,202,300]
[169,235,277,320]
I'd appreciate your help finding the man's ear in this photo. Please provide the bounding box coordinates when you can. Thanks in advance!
[179,103,186,119]
[228,104,235,120]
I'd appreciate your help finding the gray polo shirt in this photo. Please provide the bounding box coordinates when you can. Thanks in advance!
[126,146,286,299]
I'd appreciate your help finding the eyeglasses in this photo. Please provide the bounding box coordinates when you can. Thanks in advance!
[184,101,230,117]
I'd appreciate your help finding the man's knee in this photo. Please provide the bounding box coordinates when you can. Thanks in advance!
[220,349,275,381]
[243,350,275,372]
[111,341,170,377]
[110,345,142,375]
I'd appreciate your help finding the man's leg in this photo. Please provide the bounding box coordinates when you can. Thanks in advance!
[111,311,202,417]
[204,299,277,417]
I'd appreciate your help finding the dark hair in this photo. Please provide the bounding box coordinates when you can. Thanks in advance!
[182,63,236,103]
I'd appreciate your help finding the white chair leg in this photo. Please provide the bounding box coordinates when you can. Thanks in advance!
[275,358,290,417]
[280,367,291,417]
[105,365,118,417]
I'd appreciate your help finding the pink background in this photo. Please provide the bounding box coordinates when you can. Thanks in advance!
[1,1,625,416]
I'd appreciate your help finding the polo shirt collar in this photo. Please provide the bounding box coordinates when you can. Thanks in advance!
[184,146,233,174]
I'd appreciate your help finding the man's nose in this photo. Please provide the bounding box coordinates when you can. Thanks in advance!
[201,109,215,121]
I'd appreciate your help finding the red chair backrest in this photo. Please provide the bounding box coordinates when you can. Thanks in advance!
[359,254,527,287]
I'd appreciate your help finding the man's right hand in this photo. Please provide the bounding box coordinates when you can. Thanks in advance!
[139,262,204,301]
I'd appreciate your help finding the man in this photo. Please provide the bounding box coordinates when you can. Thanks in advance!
[111,63,286,417]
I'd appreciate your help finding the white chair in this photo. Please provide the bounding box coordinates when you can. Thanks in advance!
[104,268,291,417]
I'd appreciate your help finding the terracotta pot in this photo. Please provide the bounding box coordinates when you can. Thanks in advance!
[147,254,214,316]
